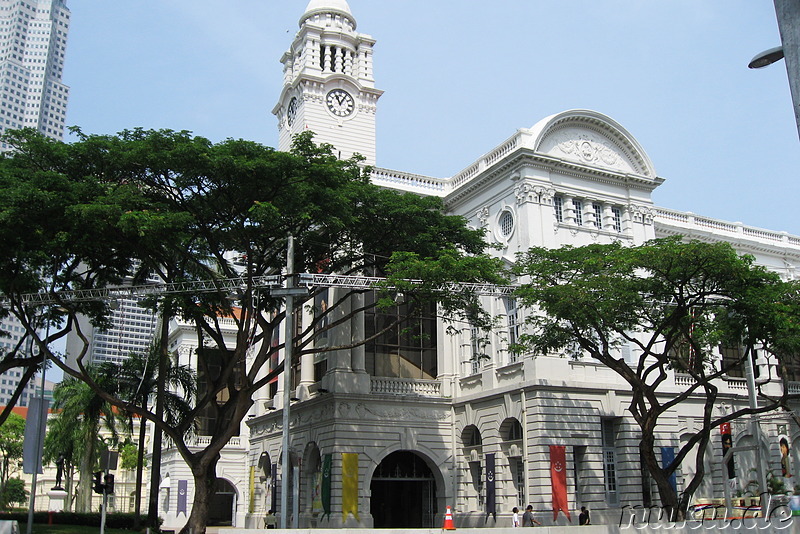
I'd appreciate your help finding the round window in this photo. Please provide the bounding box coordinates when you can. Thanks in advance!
[499,210,514,237]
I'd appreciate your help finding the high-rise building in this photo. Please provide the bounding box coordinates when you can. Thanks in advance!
[0,0,70,149]
[0,317,40,407]
[0,0,70,402]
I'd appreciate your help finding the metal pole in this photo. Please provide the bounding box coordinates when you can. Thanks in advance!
[774,0,800,141]
[26,320,49,534]
[100,487,108,534]
[744,348,768,502]
[280,235,295,529]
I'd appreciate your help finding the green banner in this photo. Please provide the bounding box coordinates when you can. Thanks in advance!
[321,453,332,520]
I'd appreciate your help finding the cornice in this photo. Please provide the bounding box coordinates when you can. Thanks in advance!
[444,148,663,210]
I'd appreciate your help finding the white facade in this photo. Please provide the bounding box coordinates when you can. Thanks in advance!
[159,1,800,530]
[0,0,70,149]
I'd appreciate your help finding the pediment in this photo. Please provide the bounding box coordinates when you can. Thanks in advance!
[539,127,638,174]
[531,110,656,178]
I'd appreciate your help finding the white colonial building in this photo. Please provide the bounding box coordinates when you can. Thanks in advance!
[156,1,800,530]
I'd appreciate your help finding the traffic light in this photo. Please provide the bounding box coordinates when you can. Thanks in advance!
[104,473,114,494]
[93,471,104,494]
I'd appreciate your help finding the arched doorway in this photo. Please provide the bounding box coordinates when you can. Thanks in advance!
[208,478,236,526]
[370,451,436,528]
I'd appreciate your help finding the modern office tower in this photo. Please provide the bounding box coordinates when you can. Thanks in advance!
[0,316,40,406]
[0,0,70,149]
[66,297,159,367]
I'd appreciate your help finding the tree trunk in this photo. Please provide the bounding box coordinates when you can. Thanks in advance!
[133,406,147,529]
[76,429,95,513]
[147,311,171,529]
[180,455,221,534]
[640,436,681,520]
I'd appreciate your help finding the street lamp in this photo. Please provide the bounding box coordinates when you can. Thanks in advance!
[751,0,800,141]
[748,46,785,69]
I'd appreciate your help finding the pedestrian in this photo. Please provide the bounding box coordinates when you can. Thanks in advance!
[522,504,541,526]
[512,506,520,527]
[579,506,591,525]
[264,509,277,529]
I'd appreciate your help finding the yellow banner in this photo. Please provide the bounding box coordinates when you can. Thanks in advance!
[248,465,255,514]
[341,453,359,521]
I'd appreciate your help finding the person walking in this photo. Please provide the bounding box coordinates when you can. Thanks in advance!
[512,506,521,527]
[522,504,541,526]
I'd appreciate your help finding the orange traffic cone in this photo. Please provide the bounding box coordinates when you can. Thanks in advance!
[443,505,456,530]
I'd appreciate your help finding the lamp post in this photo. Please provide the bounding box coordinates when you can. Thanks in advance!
[25,317,50,534]
[271,235,307,529]
[750,0,800,141]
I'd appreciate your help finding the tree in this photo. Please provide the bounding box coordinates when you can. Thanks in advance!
[49,364,123,513]
[0,478,27,509]
[0,129,504,533]
[115,345,194,529]
[0,413,24,499]
[0,128,165,427]
[43,413,81,510]
[513,237,800,517]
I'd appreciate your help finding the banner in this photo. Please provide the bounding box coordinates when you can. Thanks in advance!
[249,465,255,514]
[550,445,571,521]
[177,480,188,515]
[321,454,332,520]
[342,453,359,521]
[778,429,792,478]
[720,423,735,479]
[660,447,677,493]
[271,463,278,512]
[22,397,48,474]
[486,453,496,517]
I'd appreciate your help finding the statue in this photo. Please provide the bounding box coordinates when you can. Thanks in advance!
[52,453,65,490]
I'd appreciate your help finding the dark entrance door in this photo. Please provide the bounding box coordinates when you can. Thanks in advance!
[207,478,235,526]
[370,451,436,528]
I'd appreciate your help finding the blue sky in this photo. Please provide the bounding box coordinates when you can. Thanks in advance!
[63,1,799,234]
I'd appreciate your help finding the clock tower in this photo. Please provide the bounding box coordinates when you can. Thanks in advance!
[274,0,383,165]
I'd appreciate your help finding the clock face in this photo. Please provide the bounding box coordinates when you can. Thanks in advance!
[286,97,298,127]
[326,89,355,117]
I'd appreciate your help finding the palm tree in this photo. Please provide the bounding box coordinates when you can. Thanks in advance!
[49,365,122,513]
[116,344,195,528]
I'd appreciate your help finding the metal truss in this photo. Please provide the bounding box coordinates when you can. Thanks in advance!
[9,273,517,307]
[297,273,516,296]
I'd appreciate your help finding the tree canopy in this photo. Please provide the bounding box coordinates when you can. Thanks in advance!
[0,128,504,533]
[513,236,800,515]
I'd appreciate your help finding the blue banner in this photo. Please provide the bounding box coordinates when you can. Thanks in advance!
[660,447,677,493]
[178,479,188,515]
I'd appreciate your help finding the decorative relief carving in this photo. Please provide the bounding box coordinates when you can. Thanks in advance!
[336,402,448,421]
[514,183,533,205]
[476,207,489,228]
[542,128,634,174]
[629,204,653,225]
[537,186,556,204]
[514,184,556,205]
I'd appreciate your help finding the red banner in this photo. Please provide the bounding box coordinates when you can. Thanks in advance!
[550,445,571,521]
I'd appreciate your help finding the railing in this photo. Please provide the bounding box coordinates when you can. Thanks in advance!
[674,373,693,388]
[164,435,245,450]
[370,167,449,194]
[370,377,441,397]
[654,207,800,248]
